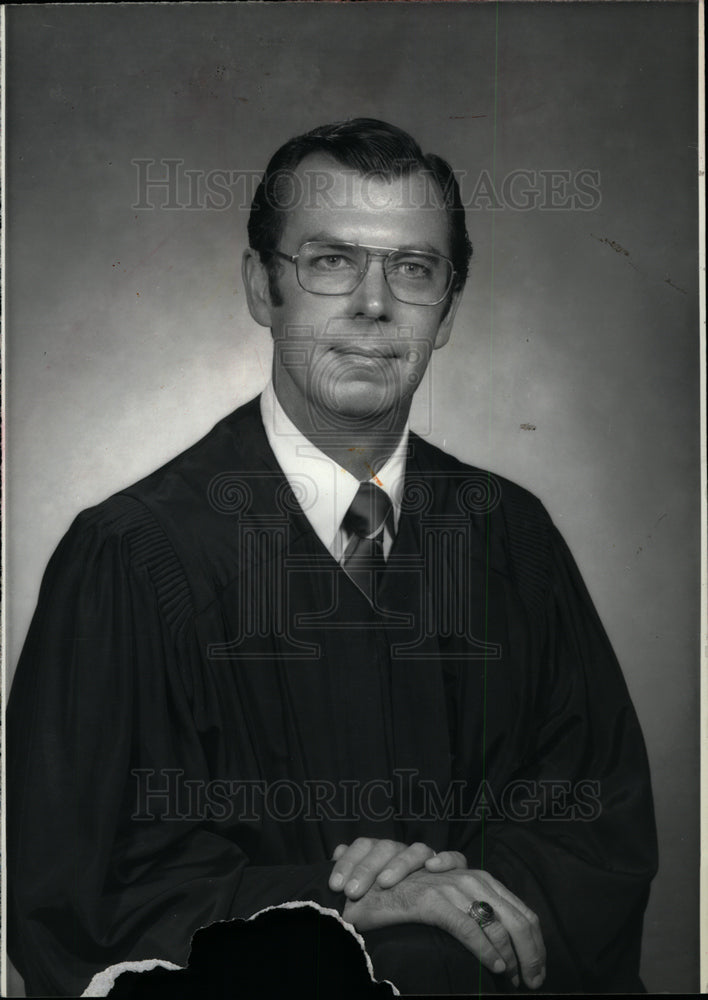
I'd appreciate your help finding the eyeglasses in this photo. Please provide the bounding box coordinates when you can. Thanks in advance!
[267,241,455,306]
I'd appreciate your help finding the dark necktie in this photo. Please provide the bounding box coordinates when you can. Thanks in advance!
[341,482,393,604]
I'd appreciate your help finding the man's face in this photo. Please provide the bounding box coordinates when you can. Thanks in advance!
[244,153,462,433]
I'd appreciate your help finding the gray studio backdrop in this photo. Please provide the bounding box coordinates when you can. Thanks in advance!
[5,3,699,994]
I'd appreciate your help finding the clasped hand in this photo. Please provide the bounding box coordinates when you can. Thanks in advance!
[328,837,546,990]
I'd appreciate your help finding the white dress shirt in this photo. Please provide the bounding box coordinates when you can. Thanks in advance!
[260,381,408,561]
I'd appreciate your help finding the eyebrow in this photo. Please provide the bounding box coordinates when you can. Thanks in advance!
[294,232,447,256]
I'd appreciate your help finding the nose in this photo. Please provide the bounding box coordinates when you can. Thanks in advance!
[350,255,392,321]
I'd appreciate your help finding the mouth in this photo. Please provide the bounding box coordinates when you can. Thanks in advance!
[329,345,398,359]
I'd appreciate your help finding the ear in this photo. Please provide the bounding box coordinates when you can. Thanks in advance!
[433,288,462,350]
[242,248,274,328]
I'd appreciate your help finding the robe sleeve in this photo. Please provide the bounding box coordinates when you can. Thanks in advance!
[461,522,658,992]
[7,499,343,997]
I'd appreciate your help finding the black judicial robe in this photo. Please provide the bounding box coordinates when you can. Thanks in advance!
[7,395,658,996]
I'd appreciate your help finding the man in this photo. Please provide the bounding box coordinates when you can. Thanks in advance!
[7,119,657,996]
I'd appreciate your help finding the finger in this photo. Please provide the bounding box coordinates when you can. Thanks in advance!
[331,843,348,862]
[502,905,545,990]
[424,886,509,978]
[476,871,543,935]
[494,884,545,973]
[474,874,546,987]
[343,839,406,897]
[424,850,467,872]
[328,837,374,891]
[480,892,545,990]
[376,841,436,887]
[469,905,520,988]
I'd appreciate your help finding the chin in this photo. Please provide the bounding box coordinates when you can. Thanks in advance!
[338,377,390,407]
[326,382,408,425]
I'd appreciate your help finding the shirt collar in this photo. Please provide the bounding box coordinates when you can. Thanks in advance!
[260,381,409,553]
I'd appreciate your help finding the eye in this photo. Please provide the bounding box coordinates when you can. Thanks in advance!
[390,258,434,280]
[309,253,357,272]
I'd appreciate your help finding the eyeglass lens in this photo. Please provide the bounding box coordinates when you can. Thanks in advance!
[296,242,452,305]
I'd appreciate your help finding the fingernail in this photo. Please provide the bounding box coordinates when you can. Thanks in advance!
[531,974,544,989]
[493,959,506,974]
[346,879,360,895]
[378,869,392,882]
[512,975,519,988]
[331,874,343,889]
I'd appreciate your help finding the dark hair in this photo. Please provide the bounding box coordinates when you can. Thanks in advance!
[247,118,472,304]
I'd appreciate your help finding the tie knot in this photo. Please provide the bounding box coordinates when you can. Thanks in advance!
[343,482,392,540]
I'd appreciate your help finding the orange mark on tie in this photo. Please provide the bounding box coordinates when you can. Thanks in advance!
[365,462,383,487]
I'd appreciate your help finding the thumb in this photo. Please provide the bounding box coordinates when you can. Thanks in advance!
[425,850,467,871]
